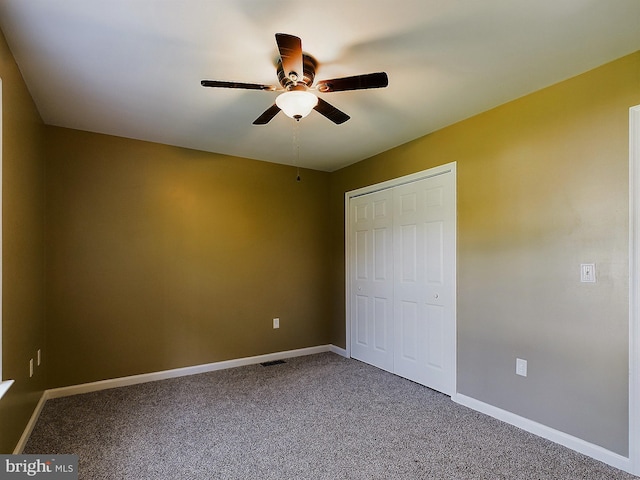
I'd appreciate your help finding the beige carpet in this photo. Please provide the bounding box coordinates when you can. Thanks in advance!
[24,353,635,479]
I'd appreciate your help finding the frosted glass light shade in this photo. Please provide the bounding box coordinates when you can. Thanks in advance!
[276,91,318,120]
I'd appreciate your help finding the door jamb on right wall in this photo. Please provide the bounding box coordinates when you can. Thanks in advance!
[628,104,640,476]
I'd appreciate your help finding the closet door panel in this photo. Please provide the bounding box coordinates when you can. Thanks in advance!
[349,190,394,372]
[394,174,455,394]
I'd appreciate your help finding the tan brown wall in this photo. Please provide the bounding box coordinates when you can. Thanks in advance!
[329,51,640,456]
[45,128,331,388]
[0,30,46,453]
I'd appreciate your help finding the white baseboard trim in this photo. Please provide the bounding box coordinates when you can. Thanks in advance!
[46,345,336,400]
[328,344,348,358]
[13,345,343,453]
[13,391,48,454]
[453,393,633,474]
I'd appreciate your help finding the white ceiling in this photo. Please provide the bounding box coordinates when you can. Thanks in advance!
[0,0,638,172]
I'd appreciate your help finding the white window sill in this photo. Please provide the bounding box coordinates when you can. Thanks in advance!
[0,379,14,400]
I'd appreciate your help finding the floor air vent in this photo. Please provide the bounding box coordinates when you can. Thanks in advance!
[260,360,286,367]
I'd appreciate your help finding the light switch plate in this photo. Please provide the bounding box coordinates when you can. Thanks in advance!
[516,358,527,377]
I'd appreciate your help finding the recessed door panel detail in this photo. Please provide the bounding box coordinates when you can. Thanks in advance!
[400,301,418,361]
[426,304,445,369]
[374,200,387,219]
[355,230,368,280]
[350,167,455,395]
[400,192,417,215]
[374,228,388,281]
[355,203,368,223]
[374,297,389,352]
[356,295,368,346]
[401,224,418,283]
[425,221,444,285]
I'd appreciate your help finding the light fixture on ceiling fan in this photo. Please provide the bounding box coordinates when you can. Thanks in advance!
[275,87,318,121]
[201,33,388,124]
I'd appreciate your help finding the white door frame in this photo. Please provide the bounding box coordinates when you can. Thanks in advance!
[629,104,640,475]
[344,162,457,393]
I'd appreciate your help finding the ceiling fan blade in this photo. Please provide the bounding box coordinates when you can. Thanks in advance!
[253,104,281,125]
[314,98,350,124]
[316,72,388,93]
[201,80,276,91]
[275,33,303,83]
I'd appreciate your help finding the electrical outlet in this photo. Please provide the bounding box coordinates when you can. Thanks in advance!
[516,358,527,377]
[273,318,280,329]
[37,349,41,366]
[29,358,34,378]
[581,263,596,283]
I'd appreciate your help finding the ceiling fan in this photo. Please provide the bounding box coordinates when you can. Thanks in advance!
[201,33,388,125]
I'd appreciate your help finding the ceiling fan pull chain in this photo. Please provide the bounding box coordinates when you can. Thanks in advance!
[293,121,301,182]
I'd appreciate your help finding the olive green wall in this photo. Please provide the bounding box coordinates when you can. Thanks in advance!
[329,51,640,456]
[44,128,331,388]
[0,30,47,453]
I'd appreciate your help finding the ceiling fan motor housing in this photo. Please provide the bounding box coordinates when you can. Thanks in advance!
[277,54,317,89]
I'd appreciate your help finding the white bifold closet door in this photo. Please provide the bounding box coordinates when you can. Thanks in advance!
[349,169,455,395]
